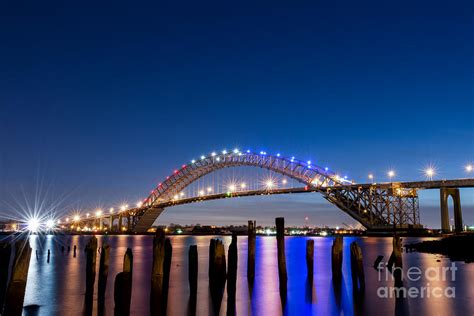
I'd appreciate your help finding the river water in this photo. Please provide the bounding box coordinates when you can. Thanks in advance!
[17,235,474,315]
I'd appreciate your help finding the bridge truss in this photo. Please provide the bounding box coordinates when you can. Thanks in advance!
[121,150,422,232]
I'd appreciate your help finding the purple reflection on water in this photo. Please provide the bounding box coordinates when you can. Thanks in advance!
[17,235,474,315]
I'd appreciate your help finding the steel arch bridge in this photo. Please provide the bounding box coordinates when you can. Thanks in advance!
[113,150,420,232]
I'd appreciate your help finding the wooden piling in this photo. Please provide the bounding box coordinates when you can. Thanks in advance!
[84,236,98,316]
[47,249,50,263]
[306,239,314,282]
[331,236,343,283]
[73,245,77,257]
[163,238,172,313]
[387,236,403,287]
[188,245,198,303]
[114,248,133,316]
[150,229,165,316]
[247,220,256,283]
[3,240,32,316]
[275,217,287,302]
[227,234,238,316]
[208,238,216,279]
[61,246,65,253]
[0,242,12,311]
[209,239,226,314]
[350,241,365,291]
[98,244,111,316]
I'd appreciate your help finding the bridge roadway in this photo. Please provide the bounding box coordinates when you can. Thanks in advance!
[157,178,474,208]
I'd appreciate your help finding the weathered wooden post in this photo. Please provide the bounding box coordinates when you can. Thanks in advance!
[68,246,70,252]
[227,234,238,316]
[208,238,216,280]
[98,244,111,316]
[114,248,133,316]
[188,245,198,314]
[150,229,168,316]
[84,236,98,316]
[387,236,403,287]
[306,239,314,282]
[209,239,226,315]
[47,249,50,263]
[35,249,38,260]
[163,238,172,313]
[0,242,12,311]
[247,220,256,283]
[3,241,32,316]
[331,236,343,284]
[350,241,365,291]
[275,217,287,302]
[73,245,77,258]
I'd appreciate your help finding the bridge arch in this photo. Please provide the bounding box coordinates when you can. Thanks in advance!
[143,151,346,207]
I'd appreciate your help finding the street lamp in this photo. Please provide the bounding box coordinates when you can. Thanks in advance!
[368,174,374,183]
[425,167,435,180]
[387,170,395,182]
[466,164,473,174]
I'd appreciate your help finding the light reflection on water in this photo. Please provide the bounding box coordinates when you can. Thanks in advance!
[19,235,474,315]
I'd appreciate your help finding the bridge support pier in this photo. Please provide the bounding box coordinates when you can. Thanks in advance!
[440,188,463,233]
[118,215,123,232]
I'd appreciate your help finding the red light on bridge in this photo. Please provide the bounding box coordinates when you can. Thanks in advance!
[304,186,308,191]
[182,164,186,168]
[174,170,178,174]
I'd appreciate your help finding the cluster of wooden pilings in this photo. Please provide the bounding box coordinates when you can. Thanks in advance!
[0,218,406,315]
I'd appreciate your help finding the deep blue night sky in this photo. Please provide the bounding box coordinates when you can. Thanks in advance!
[1,0,473,227]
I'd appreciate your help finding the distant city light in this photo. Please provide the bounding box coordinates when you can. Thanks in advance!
[136,201,143,207]
[45,219,55,229]
[211,152,217,157]
[240,182,247,189]
[228,184,236,192]
[191,159,196,164]
[216,157,221,162]
[200,155,205,160]
[222,150,227,154]
[109,208,114,213]
[233,148,239,153]
[207,187,213,193]
[179,192,185,197]
[120,205,127,212]
[282,178,287,185]
[368,174,373,179]
[307,160,311,165]
[86,213,90,218]
[277,153,281,157]
[95,210,103,217]
[27,217,40,233]
[199,190,205,196]
[73,215,80,222]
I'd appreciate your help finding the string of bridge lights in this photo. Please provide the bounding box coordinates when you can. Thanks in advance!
[23,148,474,232]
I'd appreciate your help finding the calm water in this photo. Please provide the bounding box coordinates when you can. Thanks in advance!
[16,235,474,315]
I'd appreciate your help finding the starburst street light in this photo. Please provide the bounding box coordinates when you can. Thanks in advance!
[27,217,41,233]
[424,167,435,180]
[207,187,213,193]
[265,179,275,189]
[73,215,80,222]
[240,182,246,189]
[368,174,374,183]
[387,170,395,182]
[466,164,473,173]
[227,184,236,192]
[45,219,55,230]
[95,209,103,217]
